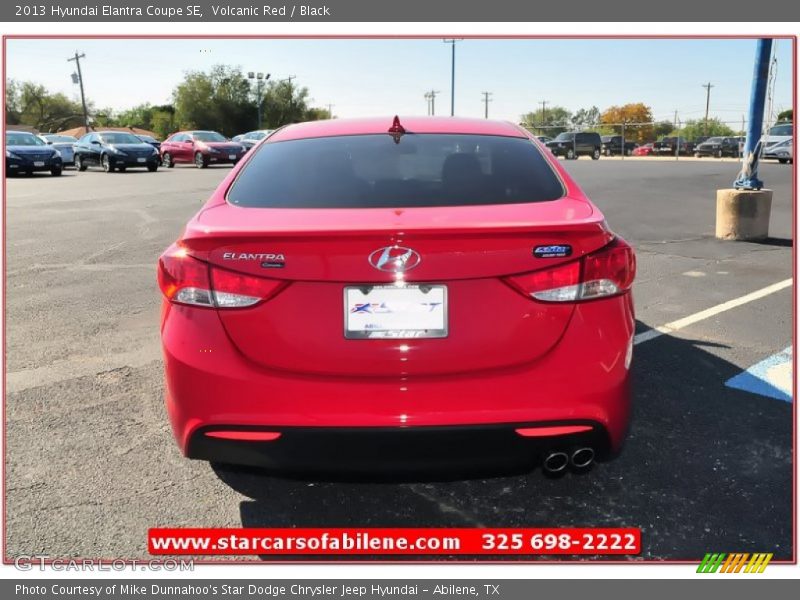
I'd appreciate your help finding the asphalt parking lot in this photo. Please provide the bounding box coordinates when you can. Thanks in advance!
[4,158,793,561]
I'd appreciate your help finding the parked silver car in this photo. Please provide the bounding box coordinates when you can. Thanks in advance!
[40,134,78,167]
[763,138,793,164]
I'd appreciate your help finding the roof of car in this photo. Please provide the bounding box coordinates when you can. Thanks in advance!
[269,116,528,142]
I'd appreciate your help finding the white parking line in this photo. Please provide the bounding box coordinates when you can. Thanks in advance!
[634,278,793,346]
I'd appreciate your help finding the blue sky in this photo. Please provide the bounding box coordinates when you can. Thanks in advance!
[6,38,794,126]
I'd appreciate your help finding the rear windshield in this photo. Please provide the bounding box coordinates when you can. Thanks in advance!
[227,134,565,209]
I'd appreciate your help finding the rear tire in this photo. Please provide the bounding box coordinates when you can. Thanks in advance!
[75,155,87,172]
[195,152,208,169]
[50,167,62,176]
[715,149,723,158]
[162,153,174,168]
[591,148,601,160]
[778,158,788,164]
[625,148,633,156]
[566,148,576,160]
[147,164,158,172]
[102,155,114,173]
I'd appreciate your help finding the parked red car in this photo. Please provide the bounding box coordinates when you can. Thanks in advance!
[160,130,246,168]
[632,143,655,156]
[158,116,636,474]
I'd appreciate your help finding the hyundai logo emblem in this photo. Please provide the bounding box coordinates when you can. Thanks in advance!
[368,246,421,273]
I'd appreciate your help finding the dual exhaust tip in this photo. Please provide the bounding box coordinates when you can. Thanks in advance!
[543,447,595,474]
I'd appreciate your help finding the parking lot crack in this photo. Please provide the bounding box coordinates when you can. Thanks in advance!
[408,485,487,527]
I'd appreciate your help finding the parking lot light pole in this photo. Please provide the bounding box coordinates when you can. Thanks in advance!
[248,72,271,129]
[717,38,774,241]
[735,39,773,191]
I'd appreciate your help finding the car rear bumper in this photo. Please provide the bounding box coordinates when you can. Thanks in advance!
[108,156,158,168]
[162,293,634,466]
[6,157,62,172]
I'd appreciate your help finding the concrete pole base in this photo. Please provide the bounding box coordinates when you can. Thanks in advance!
[715,188,773,241]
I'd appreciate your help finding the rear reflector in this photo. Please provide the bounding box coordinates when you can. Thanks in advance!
[505,237,635,302]
[515,425,593,438]
[157,243,286,309]
[205,431,282,442]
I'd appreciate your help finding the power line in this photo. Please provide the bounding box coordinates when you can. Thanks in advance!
[481,91,493,119]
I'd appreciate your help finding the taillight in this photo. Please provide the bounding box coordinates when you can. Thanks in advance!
[506,238,635,302]
[157,243,285,308]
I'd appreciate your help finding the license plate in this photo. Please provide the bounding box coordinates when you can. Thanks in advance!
[344,285,447,339]
[33,161,45,167]
[137,157,146,163]
[228,154,236,160]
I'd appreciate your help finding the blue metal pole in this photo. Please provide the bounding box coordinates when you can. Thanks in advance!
[734,39,773,190]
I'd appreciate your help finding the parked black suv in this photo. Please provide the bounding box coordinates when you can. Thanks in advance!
[694,136,742,158]
[654,136,692,155]
[601,135,637,156]
[546,132,602,160]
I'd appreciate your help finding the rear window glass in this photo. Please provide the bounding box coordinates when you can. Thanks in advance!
[227,134,565,209]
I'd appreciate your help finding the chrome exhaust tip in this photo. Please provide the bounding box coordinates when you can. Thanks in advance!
[570,447,595,469]
[543,451,569,474]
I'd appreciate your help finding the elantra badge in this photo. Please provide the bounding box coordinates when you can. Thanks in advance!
[533,245,572,258]
[368,246,421,272]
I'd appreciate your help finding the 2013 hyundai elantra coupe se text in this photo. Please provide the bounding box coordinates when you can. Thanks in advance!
[158,116,636,474]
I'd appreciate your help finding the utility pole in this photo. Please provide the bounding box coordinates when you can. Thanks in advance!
[702,82,714,135]
[481,91,493,119]
[540,100,548,134]
[443,39,463,116]
[425,90,440,116]
[280,75,297,122]
[67,52,89,131]
[248,71,271,128]
[673,109,678,131]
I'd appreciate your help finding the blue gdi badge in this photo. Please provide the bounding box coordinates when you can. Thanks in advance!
[534,245,572,258]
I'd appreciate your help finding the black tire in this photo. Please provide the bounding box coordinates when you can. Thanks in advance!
[147,164,158,172]
[194,152,208,169]
[50,167,62,176]
[101,154,114,173]
[778,158,788,164]
[162,153,174,168]
[625,148,633,156]
[566,148,576,160]
[604,148,611,157]
[715,149,723,159]
[75,155,87,172]
[591,148,601,160]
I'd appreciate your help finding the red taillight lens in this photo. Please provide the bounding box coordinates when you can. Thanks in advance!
[505,237,635,302]
[157,243,285,309]
[580,237,636,300]
[210,266,286,308]
[158,244,213,307]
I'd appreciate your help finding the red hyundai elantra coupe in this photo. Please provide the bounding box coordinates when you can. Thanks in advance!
[158,116,635,474]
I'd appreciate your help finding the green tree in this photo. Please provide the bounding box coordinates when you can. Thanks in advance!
[520,105,572,136]
[653,121,674,138]
[675,118,735,140]
[261,79,312,127]
[7,81,86,132]
[777,108,793,122]
[173,65,256,136]
[304,107,332,121]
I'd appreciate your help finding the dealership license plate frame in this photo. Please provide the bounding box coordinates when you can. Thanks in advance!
[344,284,448,339]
